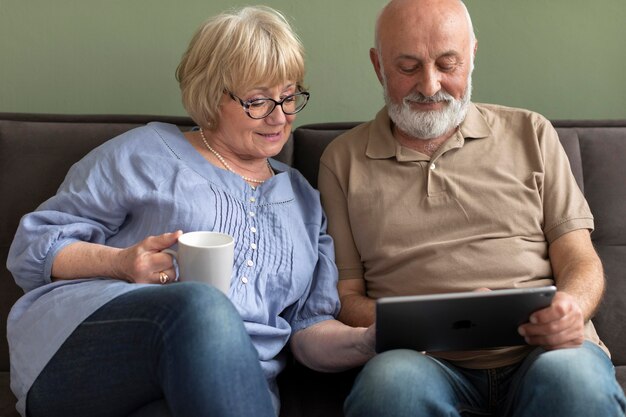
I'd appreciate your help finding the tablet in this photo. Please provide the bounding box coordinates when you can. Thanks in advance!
[375,286,556,353]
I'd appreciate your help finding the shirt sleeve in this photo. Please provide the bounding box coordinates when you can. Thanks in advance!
[7,142,129,293]
[318,156,365,281]
[281,177,341,333]
[536,117,594,243]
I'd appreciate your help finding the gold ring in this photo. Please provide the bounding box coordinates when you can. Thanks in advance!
[159,271,169,285]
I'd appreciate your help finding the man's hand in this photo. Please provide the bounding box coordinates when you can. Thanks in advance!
[518,291,585,350]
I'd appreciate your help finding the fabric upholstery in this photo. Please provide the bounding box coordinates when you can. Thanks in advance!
[1,114,624,417]
[292,122,361,188]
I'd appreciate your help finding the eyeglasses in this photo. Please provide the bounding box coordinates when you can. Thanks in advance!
[227,90,310,119]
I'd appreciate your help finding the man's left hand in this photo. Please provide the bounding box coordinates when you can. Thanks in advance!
[518,291,585,350]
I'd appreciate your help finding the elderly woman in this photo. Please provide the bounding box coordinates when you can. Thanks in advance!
[7,6,375,417]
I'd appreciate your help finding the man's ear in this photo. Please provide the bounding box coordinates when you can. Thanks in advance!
[472,39,478,61]
[370,48,385,85]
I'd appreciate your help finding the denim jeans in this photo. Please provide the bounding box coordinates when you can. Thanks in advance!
[345,342,626,417]
[26,282,276,417]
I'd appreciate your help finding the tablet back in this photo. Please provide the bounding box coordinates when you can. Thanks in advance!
[375,286,556,353]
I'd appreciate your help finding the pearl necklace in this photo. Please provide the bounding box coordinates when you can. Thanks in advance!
[199,129,273,184]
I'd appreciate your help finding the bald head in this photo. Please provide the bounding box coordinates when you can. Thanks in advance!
[375,0,476,53]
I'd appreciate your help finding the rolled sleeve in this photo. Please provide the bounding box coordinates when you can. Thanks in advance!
[286,214,341,333]
[7,147,127,293]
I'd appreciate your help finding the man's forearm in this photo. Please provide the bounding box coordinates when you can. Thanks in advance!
[338,293,377,327]
[549,229,605,321]
[555,256,604,321]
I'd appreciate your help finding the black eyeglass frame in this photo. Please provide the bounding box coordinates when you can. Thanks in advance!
[227,90,310,119]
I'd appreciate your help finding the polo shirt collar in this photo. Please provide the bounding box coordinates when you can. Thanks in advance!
[365,103,492,161]
[459,102,492,140]
[365,107,397,159]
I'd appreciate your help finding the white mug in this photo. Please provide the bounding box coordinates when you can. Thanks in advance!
[163,231,234,294]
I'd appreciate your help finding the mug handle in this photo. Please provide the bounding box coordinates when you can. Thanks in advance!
[161,248,180,281]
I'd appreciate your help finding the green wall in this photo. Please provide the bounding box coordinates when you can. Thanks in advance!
[1,1,625,125]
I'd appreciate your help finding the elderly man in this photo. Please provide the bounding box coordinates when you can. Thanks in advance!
[318,0,626,416]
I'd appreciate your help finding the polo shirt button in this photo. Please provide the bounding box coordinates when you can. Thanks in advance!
[430,163,436,170]
[249,197,256,203]
[249,211,255,217]
[251,243,257,250]
[241,276,249,284]
[250,227,257,233]
[246,259,254,267]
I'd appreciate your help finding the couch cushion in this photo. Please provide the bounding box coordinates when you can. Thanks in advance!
[593,245,626,367]
[578,128,626,246]
[574,126,626,368]
[278,361,358,417]
[0,372,19,417]
[551,123,626,371]
[616,367,626,392]
[293,122,362,187]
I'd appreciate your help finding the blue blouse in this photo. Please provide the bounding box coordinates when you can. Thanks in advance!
[6,122,340,416]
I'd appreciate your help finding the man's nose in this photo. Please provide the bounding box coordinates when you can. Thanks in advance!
[416,67,441,98]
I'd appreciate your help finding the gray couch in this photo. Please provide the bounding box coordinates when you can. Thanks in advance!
[1,113,625,416]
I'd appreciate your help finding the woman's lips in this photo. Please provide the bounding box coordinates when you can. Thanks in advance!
[257,132,283,142]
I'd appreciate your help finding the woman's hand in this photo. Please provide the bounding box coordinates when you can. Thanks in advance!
[51,231,183,284]
[113,231,183,284]
[362,323,377,355]
[290,320,376,372]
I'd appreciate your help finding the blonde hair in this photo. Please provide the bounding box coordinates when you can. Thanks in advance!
[176,6,305,129]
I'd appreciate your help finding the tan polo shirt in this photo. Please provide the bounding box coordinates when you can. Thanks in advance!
[318,103,606,368]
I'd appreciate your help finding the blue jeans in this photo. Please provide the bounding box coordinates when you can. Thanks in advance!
[26,283,276,417]
[345,343,626,417]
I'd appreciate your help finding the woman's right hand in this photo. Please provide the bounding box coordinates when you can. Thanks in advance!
[113,231,183,284]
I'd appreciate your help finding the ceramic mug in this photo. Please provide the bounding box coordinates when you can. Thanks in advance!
[163,231,234,294]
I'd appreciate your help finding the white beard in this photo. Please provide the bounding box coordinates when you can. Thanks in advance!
[384,76,472,140]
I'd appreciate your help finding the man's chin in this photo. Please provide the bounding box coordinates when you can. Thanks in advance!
[393,122,449,141]
[389,110,448,139]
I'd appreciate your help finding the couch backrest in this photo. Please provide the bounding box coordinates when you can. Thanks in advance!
[551,122,626,367]
[1,114,625,373]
